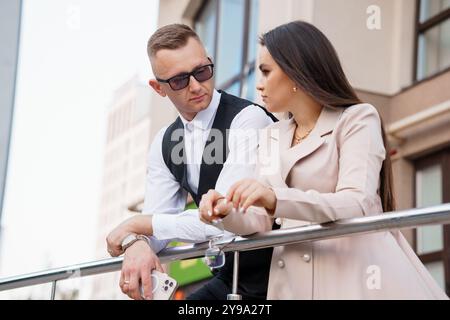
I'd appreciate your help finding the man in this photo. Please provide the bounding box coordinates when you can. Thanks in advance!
[106,24,277,300]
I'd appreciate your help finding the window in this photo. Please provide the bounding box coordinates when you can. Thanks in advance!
[415,0,450,81]
[194,0,259,100]
[414,147,450,294]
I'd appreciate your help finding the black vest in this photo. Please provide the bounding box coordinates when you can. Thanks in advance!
[162,91,278,299]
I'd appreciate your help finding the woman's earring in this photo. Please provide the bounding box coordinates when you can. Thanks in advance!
[293,87,298,93]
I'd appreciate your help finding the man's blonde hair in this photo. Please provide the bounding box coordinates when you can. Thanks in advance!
[147,23,200,58]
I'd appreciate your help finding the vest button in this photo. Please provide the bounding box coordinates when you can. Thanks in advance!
[275,218,282,225]
[277,259,285,268]
[302,254,311,262]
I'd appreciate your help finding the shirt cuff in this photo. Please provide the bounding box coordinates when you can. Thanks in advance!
[152,210,235,243]
[146,236,170,254]
[151,213,178,240]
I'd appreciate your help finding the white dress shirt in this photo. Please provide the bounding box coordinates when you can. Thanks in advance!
[142,90,273,252]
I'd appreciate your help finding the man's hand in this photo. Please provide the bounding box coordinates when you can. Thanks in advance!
[106,219,134,257]
[199,189,234,224]
[119,240,164,300]
[106,215,153,257]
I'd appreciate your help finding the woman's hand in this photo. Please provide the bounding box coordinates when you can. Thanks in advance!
[226,179,277,214]
[199,189,234,223]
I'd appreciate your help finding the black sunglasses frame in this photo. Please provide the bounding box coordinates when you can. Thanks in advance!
[156,61,215,91]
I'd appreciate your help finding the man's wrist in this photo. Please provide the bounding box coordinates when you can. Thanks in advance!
[121,234,153,252]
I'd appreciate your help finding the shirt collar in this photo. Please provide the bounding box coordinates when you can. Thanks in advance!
[179,90,221,130]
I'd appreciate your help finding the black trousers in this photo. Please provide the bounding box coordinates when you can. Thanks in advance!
[186,276,266,300]
[186,276,231,300]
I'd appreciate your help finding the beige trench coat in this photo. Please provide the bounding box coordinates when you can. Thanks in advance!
[222,103,448,300]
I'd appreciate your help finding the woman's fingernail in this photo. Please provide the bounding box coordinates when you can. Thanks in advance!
[208,210,212,217]
[214,208,219,214]
[239,207,245,214]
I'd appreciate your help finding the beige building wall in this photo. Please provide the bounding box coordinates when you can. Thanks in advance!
[313,0,416,94]
[257,0,417,95]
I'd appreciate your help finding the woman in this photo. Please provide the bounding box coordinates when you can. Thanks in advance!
[199,21,448,300]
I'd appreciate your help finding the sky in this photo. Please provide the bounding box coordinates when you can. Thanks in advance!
[0,0,159,298]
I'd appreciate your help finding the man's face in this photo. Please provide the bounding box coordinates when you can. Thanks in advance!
[149,37,215,121]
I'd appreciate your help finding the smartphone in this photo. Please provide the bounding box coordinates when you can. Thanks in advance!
[140,270,178,300]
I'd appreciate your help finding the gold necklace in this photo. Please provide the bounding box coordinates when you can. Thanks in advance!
[293,124,313,144]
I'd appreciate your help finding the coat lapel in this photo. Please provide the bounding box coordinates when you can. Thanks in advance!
[267,106,345,186]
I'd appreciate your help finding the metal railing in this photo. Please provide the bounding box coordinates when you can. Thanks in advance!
[1,203,450,298]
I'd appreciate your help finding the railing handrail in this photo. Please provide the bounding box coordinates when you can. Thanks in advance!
[1,203,450,292]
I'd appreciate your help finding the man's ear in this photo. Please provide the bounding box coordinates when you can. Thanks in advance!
[149,79,167,97]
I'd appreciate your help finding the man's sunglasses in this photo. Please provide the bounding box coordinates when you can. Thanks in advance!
[156,62,215,91]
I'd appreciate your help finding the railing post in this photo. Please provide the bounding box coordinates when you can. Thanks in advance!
[227,251,242,300]
[50,281,57,300]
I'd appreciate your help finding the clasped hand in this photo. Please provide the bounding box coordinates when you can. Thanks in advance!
[199,179,277,223]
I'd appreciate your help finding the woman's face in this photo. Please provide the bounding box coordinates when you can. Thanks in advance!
[256,46,297,113]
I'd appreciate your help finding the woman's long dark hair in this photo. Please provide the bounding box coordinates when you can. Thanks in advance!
[260,21,395,212]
